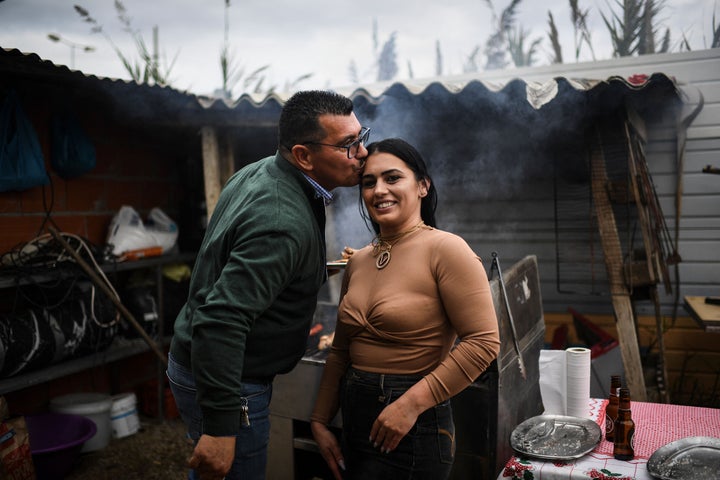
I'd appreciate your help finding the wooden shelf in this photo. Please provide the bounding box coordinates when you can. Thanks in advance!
[100,252,197,273]
[0,252,196,289]
[684,296,720,333]
[0,252,195,397]
[0,336,170,395]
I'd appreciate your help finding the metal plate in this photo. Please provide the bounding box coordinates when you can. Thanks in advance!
[510,414,602,460]
[326,261,347,268]
[647,436,720,480]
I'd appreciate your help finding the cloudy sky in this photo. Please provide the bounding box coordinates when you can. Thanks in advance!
[0,0,715,96]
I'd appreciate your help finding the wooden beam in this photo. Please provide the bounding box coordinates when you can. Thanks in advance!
[590,137,648,401]
[201,126,222,221]
[221,135,236,186]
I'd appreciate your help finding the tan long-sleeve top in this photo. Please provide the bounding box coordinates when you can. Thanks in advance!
[311,227,500,425]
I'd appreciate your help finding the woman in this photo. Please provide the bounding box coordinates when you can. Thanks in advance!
[310,138,500,480]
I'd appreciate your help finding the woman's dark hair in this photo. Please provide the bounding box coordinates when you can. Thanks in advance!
[278,90,354,150]
[361,138,438,234]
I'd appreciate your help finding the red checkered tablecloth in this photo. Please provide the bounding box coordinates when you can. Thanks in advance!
[499,399,720,480]
[593,399,720,459]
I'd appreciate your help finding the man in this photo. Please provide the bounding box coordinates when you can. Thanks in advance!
[167,90,369,480]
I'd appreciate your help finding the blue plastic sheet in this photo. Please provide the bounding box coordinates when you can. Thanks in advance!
[0,90,49,192]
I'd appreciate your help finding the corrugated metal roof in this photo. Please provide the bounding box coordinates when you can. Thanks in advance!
[232,72,678,111]
[1,47,682,129]
[0,47,195,94]
[0,47,282,129]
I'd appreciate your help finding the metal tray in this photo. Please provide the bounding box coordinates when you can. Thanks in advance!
[510,414,602,460]
[647,436,720,480]
[326,261,348,268]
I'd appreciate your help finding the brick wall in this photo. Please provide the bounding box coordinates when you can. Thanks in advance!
[0,88,195,415]
[0,94,185,255]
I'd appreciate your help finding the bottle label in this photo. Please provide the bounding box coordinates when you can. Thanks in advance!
[628,426,635,452]
[605,417,614,435]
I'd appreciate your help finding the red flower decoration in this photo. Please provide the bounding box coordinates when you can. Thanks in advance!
[585,467,633,479]
[503,457,534,479]
[627,74,649,85]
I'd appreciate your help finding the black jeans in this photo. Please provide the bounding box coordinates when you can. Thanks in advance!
[340,367,455,480]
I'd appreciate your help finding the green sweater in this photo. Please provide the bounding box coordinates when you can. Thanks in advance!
[170,153,327,435]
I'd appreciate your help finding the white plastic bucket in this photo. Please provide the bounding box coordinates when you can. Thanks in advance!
[50,393,113,452]
[110,392,140,439]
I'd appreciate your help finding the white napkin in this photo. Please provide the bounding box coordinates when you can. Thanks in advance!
[538,347,592,417]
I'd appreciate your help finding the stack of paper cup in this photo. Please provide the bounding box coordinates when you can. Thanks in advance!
[565,347,592,417]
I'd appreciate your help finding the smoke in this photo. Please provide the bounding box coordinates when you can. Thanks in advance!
[327,74,681,259]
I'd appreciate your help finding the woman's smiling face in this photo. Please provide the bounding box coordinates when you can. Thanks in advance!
[360,151,428,235]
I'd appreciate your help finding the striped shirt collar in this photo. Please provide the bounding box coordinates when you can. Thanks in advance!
[303,173,333,206]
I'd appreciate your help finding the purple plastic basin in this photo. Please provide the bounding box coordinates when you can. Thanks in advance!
[25,412,97,480]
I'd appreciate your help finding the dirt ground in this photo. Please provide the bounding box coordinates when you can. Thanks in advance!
[65,416,192,480]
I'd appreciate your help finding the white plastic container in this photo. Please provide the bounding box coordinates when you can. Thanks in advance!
[110,392,140,439]
[50,393,113,452]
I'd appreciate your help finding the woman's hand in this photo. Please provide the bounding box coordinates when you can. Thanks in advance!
[369,380,436,454]
[369,400,420,454]
[311,421,345,480]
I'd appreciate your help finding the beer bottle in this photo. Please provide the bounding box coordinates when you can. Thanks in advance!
[613,387,635,461]
[605,375,621,442]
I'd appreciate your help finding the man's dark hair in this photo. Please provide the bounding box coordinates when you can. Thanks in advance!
[278,90,354,151]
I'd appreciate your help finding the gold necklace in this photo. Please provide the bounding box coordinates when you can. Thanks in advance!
[371,221,429,269]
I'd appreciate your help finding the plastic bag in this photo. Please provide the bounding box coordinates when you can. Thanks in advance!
[106,206,178,257]
[51,109,96,179]
[0,90,49,192]
[0,397,36,480]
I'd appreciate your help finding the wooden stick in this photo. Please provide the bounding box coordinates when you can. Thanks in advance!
[48,226,168,368]
[590,135,647,401]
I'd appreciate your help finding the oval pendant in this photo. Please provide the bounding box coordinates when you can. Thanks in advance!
[376,250,391,269]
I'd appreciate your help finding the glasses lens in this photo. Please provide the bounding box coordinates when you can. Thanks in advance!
[360,128,370,143]
[348,128,370,159]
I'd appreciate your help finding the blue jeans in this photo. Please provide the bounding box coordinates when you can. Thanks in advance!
[166,353,272,480]
[340,367,455,480]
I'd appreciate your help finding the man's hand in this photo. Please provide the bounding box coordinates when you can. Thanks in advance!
[187,434,236,480]
[311,421,345,480]
[340,246,355,260]
[328,246,356,276]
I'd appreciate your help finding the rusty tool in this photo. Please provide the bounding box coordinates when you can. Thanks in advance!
[491,252,527,380]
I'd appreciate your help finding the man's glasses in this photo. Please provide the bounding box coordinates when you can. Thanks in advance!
[303,127,370,159]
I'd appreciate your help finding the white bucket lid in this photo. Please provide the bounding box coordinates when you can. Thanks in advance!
[51,393,113,415]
